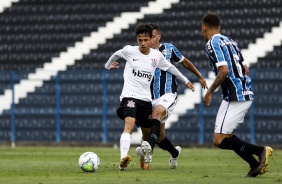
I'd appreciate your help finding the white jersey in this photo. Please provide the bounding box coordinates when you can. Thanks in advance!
[105,45,189,102]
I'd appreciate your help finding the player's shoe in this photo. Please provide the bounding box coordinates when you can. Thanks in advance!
[136,147,149,170]
[258,146,273,175]
[141,141,152,164]
[119,155,131,171]
[169,146,182,169]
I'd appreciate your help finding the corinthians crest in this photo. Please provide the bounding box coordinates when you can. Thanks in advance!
[151,58,157,67]
[127,100,135,108]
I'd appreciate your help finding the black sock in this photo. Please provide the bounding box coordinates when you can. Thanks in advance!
[218,136,264,156]
[147,119,161,150]
[157,137,179,158]
[231,135,259,169]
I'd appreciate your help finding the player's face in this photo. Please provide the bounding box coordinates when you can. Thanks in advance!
[137,33,152,55]
[151,30,161,49]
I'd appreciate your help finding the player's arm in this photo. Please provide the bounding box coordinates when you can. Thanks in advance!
[170,44,207,89]
[104,50,121,70]
[158,57,195,92]
[167,64,195,92]
[204,40,229,106]
[243,64,250,76]
[181,58,208,89]
[208,65,229,94]
[204,64,229,106]
[105,45,130,70]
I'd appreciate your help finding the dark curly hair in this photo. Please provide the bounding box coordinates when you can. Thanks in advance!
[202,13,220,28]
[135,23,153,37]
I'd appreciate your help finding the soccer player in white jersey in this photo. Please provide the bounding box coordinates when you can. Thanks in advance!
[136,23,208,170]
[104,23,195,171]
[202,13,273,177]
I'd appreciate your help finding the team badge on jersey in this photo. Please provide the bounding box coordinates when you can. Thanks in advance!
[127,100,135,108]
[151,58,157,67]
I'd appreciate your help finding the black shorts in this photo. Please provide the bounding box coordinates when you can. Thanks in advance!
[116,97,152,128]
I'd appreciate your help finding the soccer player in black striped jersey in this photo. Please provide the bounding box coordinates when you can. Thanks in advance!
[202,13,273,177]
[105,23,195,171]
[136,23,208,170]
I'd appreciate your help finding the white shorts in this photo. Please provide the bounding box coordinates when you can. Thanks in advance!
[214,100,253,134]
[152,93,178,123]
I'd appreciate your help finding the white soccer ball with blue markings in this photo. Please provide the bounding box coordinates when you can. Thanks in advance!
[78,152,100,172]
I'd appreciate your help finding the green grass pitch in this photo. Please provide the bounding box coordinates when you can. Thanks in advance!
[0,146,281,184]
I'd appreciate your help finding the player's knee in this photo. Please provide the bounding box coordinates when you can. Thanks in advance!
[151,109,166,121]
[124,120,135,134]
[214,133,232,147]
[213,136,225,147]
[151,111,161,120]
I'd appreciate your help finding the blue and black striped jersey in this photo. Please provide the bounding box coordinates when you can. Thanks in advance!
[151,43,184,99]
[205,33,254,102]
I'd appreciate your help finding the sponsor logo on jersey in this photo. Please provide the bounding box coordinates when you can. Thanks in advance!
[242,90,254,95]
[133,58,139,61]
[127,100,135,108]
[132,69,152,81]
[151,58,157,67]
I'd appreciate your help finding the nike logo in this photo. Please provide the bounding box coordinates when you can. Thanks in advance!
[133,58,139,61]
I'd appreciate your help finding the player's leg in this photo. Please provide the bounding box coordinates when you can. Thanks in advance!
[136,127,150,170]
[152,93,181,168]
[214,100,273,176]
[139,104,164,165]
[147,104,166,149]
[119,116,134,171]
[157,123,181,169]
[147,93,176,152]
[116,98,139,171]
[156,93,181,168]
[231,134,261,177]
[135,100,154,168]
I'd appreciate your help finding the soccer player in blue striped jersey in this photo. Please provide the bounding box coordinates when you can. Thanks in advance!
[202,13,273,177]
[136,23,208,170]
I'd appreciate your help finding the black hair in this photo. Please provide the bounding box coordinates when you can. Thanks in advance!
[202,13,220,28]
[135,23,153,37]
[149,23,161,34]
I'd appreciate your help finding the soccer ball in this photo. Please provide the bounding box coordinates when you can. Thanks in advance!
[78,152,100,172]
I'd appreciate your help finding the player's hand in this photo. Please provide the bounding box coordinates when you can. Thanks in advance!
[186,81,195,92]
[199,78,208,90]
[203,91,212,106]
[109,62,119,70]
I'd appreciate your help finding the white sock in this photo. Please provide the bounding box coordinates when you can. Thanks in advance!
[120,133,131,159]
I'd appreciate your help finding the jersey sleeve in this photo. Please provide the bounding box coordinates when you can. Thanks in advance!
[157,53,189,84]
[170,44,184,63]
[209,39,228,68]
[104,45,130,70]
